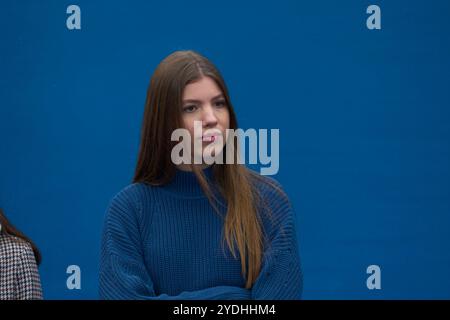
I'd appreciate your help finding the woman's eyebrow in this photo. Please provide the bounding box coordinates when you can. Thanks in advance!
[183,94,224,104]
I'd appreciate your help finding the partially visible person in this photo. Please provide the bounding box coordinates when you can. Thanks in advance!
[0,208,43,300]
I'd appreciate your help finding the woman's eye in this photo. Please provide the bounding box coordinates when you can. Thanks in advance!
[183,105,197,113]
[215,100,227,108]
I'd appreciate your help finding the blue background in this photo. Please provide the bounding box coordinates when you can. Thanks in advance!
[1,0,449,299]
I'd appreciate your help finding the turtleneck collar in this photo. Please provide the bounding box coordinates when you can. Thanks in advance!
[162,165,217,198]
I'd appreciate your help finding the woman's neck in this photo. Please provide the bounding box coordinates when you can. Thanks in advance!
[176,163,213,172]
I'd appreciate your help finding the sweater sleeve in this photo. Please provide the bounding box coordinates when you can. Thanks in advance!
[250,182,303,300]
[99,188,250,300]
[16,243,43,300]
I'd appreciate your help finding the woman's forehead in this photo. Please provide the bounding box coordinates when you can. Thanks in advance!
[182,77,223,101]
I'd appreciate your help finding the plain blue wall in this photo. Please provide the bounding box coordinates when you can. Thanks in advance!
[1,0,449,299]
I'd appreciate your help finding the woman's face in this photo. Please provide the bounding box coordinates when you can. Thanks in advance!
[180,76,230,168]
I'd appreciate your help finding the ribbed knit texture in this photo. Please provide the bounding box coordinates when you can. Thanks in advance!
[99,165,303,300]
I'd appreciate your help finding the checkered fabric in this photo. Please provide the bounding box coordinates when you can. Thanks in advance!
[0,233,43,300]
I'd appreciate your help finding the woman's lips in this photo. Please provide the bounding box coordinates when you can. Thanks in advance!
[202,135,216,142]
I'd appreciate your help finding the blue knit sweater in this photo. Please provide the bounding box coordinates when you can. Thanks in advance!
[99,166,303,300]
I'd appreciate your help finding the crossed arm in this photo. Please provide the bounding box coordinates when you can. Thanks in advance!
[99,192,302,300]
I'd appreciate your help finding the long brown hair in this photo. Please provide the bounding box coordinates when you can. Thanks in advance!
[134,50,283,288]
[0,208,42,265]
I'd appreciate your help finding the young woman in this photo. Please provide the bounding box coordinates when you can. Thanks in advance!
[0,209,43,300]
[99,50,303,300]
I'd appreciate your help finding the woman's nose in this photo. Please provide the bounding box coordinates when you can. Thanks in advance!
[202,105,218,127]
